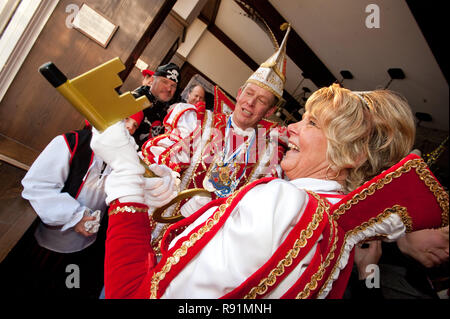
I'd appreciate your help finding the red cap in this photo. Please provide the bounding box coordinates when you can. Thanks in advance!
[129,111,144,126]
[142,69,154,77]
[151,120,162,127]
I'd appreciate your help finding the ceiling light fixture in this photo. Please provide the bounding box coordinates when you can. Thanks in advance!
[292,72,310,101]
[384,68,405,89]
[338,70,353,86]
[415,111,432,127]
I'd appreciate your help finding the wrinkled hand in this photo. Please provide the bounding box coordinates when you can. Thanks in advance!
[180,194,212,217]
[74,214,96,237]
[91,121,145,204]
[354,240,382,279]
[397,226,449,268]
[144,164,181,208]
[84,210,101,234]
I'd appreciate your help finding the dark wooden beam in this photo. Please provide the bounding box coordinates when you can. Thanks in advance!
[406,0,448,84]
[119,0,177,82]
[210,0,221,25]
[235,0,336,87]
[199,0,221,27]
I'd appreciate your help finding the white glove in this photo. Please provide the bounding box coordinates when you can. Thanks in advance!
[90,121,145,204]
[144,164,181,208]
[180,194,212,217]
[83,210,101,234]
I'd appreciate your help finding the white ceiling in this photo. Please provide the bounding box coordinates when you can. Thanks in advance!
[214,0,448,131]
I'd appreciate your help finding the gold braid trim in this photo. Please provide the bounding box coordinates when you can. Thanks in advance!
[149,189,240,299]
[332,158,449,227]
[416,164,449,227]
[246,79,282,100]
[296,210,339,299]
[243,190,329,299]
[346,205,411,236]
[316,205,411,298]
[108,205,148,216]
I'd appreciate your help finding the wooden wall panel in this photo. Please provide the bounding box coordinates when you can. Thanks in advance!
[0,0,165,157]
[121,13,184,93]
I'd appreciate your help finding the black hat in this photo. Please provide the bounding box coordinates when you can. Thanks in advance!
[153,62,180,85]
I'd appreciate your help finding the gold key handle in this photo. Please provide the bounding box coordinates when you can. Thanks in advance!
[141,158,211,224]
[39,58,150,131]
[152,189,211,223]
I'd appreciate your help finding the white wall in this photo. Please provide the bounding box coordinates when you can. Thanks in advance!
[173,0,209,25]
[186,30,253,97]
[177,18,207,59]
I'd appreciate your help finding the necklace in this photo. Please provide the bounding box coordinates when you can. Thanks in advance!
[203,117,256,197]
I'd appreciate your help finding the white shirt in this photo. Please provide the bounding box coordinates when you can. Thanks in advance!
[22,135,111,253]
[162,178,343,298]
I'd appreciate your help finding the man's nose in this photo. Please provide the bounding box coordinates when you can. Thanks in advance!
[247,96,257,107]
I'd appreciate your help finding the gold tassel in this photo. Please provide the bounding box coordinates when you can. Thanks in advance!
[280,22,290,31]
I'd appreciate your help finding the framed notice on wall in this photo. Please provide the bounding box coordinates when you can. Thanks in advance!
[72,3,118,48]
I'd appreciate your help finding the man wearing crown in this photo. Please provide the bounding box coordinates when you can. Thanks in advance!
[131,26,293,253]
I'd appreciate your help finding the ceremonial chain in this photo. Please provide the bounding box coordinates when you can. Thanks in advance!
[425,136,448,168]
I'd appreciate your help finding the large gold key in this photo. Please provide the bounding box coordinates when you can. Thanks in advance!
[39,58,149,131]
[39,57,210,223]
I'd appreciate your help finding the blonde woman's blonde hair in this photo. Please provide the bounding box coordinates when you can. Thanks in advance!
[305,83,416,192]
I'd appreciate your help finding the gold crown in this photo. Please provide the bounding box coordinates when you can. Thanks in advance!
[246,23,291,102]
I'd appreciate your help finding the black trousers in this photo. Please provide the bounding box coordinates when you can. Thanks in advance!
[0,215,108,299]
